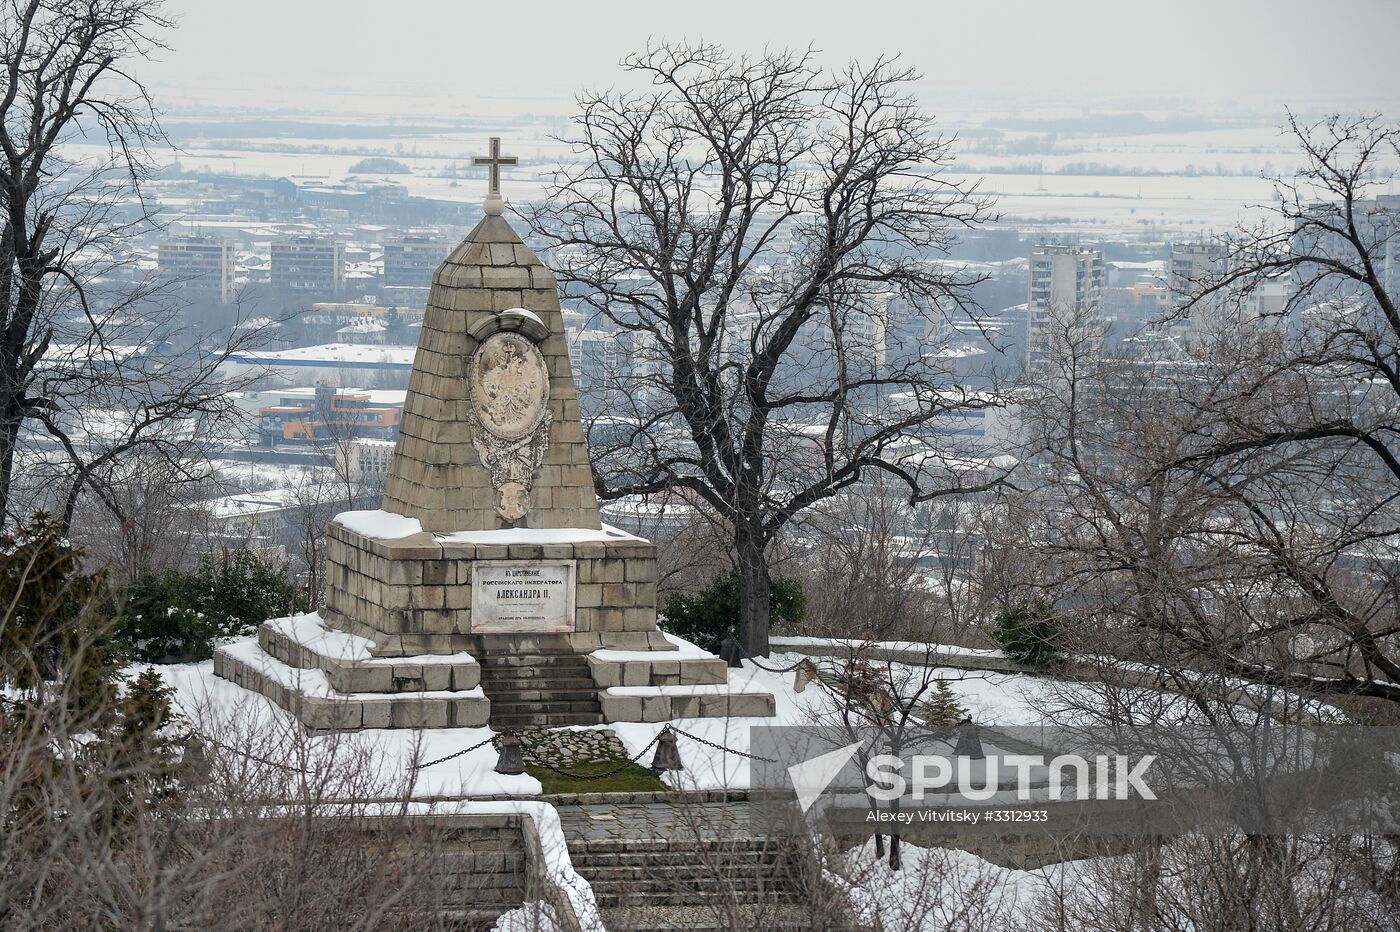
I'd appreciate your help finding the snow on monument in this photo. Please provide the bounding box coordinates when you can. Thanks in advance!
[213,139,775,730]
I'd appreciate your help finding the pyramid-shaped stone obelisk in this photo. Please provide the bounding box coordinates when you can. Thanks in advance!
[381,214,602,532]
[213,141,773,730]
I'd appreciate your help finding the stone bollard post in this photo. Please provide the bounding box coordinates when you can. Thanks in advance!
[649,725,683,775]
[953,717,985,760]
[719,635,744,669]
[181,734,209,782]
[495,732,527,775]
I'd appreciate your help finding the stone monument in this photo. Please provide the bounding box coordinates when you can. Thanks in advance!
[214,139,775,731]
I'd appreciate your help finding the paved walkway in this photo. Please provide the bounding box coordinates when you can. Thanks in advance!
[557,801,758,844]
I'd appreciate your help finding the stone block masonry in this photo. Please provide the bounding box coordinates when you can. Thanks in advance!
[381,214,601,532]
[213,168,773,730]
[320,521,671,656]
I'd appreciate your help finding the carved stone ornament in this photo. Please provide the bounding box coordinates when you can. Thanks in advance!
[467,330,552,522]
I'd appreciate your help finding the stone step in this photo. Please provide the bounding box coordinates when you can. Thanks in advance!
[575,851,783,870]
[477,672,598,686]
[576,834,784,850]
[491,712,604,728]
[481,666,593,681]
[477,685,600,701]
[478,649,593,663]
[258,619,481,693]
[213,644,491,731]
[473,635,581,653]
[592,890,803,908]
[478,665,594,678]
[578,870,791,891]
[482,669,593,683]
[487,700,603,715]
[598,904,813,931]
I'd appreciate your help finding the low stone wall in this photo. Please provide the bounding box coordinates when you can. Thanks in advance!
[770,636,1284,715]
[408,812,533,921]
[599,688,777,722]
[586,652,729,688]
[768,636,1033,676]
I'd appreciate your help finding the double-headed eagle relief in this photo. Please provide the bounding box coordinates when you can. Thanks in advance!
[467,330,553,522]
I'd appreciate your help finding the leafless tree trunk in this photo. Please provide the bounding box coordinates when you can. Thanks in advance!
[526,42,1008,655]
[1004,114,1400,716]
[0,1,269,537]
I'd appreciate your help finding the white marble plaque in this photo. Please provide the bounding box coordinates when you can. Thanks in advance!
[470,560,576,633]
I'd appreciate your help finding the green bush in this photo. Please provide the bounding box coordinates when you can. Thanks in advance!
[0,513,114,707]
[659,572,806,652]
[916,678,969,726]
[116,549,307,663]
[990,598,1066,669]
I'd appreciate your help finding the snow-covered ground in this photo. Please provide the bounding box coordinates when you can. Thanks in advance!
[157,639,1168,797]
[837,837,1098,932]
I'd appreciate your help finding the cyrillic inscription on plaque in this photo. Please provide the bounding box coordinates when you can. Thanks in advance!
[471,560,576,633]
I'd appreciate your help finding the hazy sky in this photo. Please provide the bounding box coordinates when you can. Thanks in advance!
[146,0,1399,118]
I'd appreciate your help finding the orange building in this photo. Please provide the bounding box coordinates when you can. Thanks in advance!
[257,381,404,446]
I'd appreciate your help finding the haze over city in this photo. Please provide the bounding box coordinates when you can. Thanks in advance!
[148,0,1400,115]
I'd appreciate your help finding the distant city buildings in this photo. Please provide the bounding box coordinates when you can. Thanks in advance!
[336,438,397,491]
[381,232,445,307]
[382,233,444,288]
[1295,193,1400,304]
[157,234,235,303]
[842,301,889,373]
[271,235,346,294]
[1026,244,1105,373]
[1168,241,1226,339]
[254,382,404,447]
[567,324,627,395]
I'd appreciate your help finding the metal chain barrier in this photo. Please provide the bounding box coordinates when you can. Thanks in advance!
[669,725,777,763]
[180,730,313,775]
[412,735,498,771]
[725,636,811,675]
[183,729,497,775]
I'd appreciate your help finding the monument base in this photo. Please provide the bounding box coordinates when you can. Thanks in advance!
[212,613,491,731]
[321,519,673,656]
[215,514,775,730]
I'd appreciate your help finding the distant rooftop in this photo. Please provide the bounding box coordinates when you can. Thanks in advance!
[229,343,416,369]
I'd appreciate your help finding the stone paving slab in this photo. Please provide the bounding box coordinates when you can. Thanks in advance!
[558,802,756,844]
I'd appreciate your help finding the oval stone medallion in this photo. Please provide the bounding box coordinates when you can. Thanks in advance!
[468,331,550,439]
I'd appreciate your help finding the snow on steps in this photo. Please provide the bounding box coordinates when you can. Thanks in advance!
[260,612,480,693]
[598,681,776,722]
[213,636,491,731]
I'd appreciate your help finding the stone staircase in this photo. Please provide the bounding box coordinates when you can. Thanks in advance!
[571,837,812,931]
[475,645,604,730]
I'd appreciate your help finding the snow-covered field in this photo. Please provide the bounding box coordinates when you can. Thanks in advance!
[63,112,1349,241]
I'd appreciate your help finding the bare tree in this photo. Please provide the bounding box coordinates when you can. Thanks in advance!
[1151,112,1400,709]
[526,42,1007,655]
[999,112,1400,720]
[1,0,170,517]
[794,475,998,645]
[1027,834,1399,932]
[66,447,218,586]
[0,1,268,538]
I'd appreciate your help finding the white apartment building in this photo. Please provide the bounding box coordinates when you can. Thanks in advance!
[1027,245,1105,374]
[158,234,235,303]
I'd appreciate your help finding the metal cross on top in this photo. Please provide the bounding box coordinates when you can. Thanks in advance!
[472,137,518,198]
